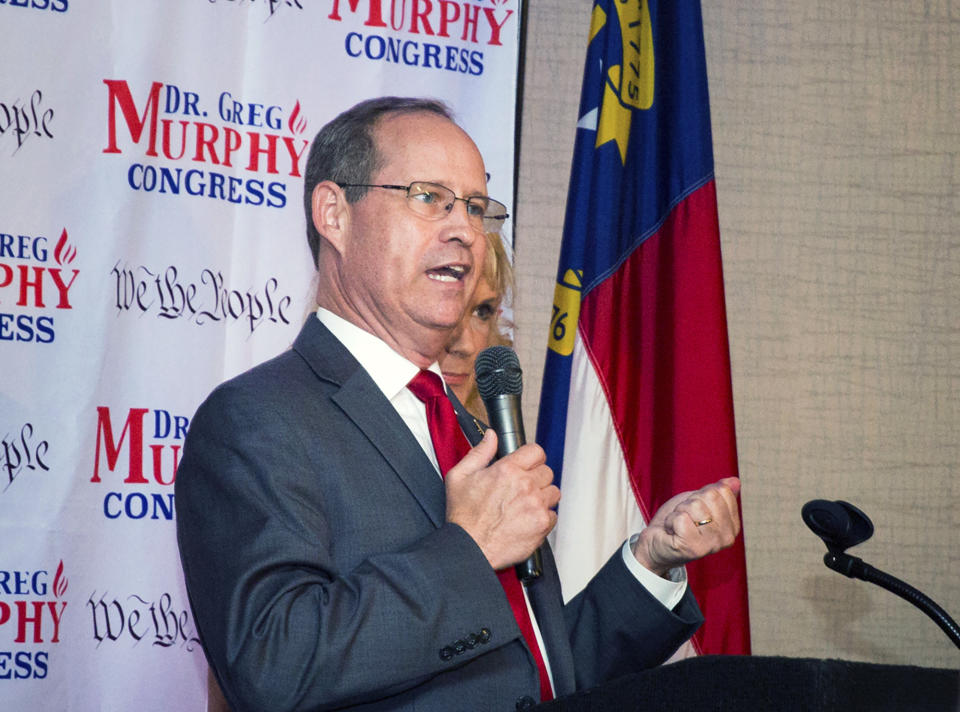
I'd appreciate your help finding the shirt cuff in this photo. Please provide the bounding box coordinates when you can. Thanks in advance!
[621,535,688,611]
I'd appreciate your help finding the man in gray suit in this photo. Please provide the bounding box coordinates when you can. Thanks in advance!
[175,97,741,712]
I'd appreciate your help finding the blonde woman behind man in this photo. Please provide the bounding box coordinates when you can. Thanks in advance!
[439,231,514,420]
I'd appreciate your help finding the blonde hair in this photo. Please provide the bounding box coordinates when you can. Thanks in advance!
[461,232,515,419]
[482,231,515,347]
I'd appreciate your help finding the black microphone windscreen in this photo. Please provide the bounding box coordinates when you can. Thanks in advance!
[475,346,522,399]
[802,499,874,552]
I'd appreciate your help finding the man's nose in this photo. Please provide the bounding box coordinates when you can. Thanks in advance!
[440,200,478,245]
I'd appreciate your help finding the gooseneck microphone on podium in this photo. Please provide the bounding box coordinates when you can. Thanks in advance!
[802,499,960,649]
[475,346,542,583]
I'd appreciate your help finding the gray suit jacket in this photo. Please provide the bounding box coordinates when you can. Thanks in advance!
[175,317,702,712]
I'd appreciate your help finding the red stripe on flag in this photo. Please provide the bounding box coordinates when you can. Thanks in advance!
[579,180,751,655]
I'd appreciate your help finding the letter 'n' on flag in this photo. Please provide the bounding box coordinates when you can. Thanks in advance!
[537,0,751,656]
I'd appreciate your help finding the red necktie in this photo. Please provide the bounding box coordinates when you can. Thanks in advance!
[407,370,554,702]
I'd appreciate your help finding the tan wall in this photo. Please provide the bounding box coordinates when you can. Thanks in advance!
[514,0,959,668]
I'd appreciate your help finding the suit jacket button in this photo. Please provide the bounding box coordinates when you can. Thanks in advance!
[454,639,467,655]
[439,646,454,661]
[515,695,536,710]
[464,633,478,649]
[479,627,491,644]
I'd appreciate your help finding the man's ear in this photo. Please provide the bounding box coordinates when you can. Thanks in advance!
[311,181,349,256]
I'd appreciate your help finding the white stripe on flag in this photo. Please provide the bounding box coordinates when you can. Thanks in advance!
[548,334,697,661]
[549,333,647,602]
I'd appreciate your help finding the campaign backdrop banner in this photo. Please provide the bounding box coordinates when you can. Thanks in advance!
[0,2,522,709]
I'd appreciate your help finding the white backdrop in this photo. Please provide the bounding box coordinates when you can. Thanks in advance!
[0,2,521,709]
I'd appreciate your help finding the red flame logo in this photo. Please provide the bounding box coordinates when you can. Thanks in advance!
[53,229,77,266]
[288,100,308,135]
[53,560,69,598]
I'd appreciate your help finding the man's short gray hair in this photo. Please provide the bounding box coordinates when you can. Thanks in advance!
[302,96,453,266]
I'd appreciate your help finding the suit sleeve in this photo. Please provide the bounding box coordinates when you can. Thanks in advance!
[175,381,519,712]
[561,547,703,689]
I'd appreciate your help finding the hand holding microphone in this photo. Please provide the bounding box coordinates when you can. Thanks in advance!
[475,346,548,582]
[443,347,558,580]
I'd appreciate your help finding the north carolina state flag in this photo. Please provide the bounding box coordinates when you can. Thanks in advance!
[537,0,750,655]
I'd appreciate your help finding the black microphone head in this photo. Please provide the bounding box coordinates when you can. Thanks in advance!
[475,346,522,400]
[802,499,874,553]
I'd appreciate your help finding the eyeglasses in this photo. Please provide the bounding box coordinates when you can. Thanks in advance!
[337,181,509,233]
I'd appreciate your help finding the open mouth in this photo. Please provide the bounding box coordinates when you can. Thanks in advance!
[426,264,468,282]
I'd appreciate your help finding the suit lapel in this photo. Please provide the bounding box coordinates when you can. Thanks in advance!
[450,389,486,446]
[449,389,578,695]
[525,543,577,697]
[293,318,446,528]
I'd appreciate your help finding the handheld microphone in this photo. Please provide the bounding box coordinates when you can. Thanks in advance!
[474,346,542,583]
